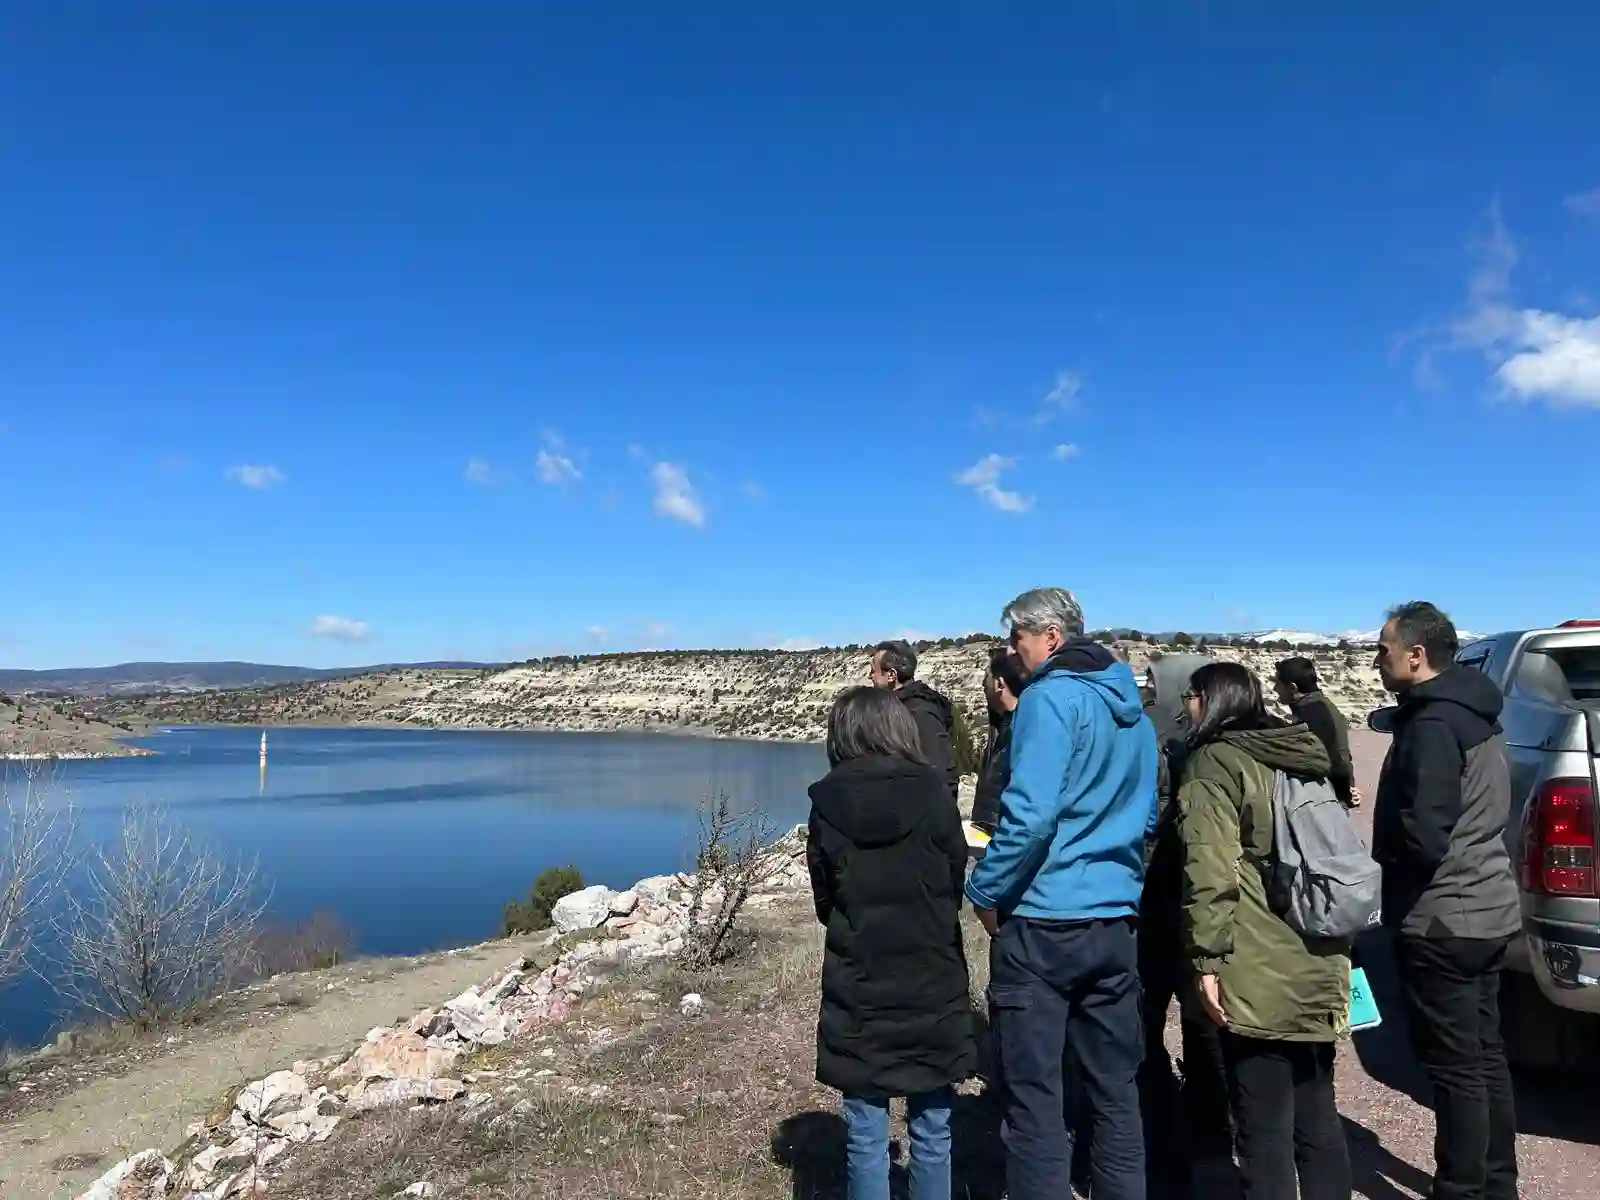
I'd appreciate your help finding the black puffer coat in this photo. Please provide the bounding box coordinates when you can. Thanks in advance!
[894,680,958,802]
[806,755,976,1099]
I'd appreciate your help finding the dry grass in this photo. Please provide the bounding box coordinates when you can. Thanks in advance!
[269,900,1006,1200]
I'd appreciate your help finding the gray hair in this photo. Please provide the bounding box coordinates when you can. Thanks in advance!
[1002,587,1085,637]
[871,639,918,684]
[826,686,928,767]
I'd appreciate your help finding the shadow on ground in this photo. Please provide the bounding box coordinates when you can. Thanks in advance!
[1351,930,1600,1148]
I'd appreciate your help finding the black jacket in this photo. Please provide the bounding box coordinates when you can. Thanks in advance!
[971,709,1013,832]
[894,680,958,802]
[1291,690,1354,805]
[806,755,975,1099]
[1372,667,1522,940]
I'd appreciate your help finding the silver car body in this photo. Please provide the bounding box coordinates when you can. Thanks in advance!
[1456,627,1600,1016]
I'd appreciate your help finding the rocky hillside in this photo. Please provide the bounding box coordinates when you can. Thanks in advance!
[90,640,1387,743]
[0,690,151,759]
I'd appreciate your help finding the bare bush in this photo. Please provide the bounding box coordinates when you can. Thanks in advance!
[0,763,73,992]
[51,806,268,1026]
[237,909,353,981]
[681,793,775,970]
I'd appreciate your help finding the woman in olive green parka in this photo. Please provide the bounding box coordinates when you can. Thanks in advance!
[1178,662,1352,1200]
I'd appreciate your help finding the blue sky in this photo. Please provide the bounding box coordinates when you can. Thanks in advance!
[2,3,1598,668]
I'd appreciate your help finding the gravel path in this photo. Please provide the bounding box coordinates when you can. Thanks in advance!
[0,934,545,1200]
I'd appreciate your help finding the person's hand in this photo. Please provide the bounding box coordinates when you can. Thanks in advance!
[1348,784,1364,808]
[974,907,1000,938]
[1198,973,1228,1027]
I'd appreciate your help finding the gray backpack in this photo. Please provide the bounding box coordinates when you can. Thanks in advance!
[1263,772,1383,939]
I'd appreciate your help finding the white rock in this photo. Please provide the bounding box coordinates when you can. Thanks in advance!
[77,1149,173,1200]
[634,874,679,905]
[402,1185,438,1197]
[552,885,618,933]
[678,992,704,1017]
[347,1076,467,1111]
[485,968,524,1001]
[608,889,639,917]
[235,1069,310,1123]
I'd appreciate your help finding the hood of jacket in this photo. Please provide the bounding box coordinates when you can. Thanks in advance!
[1145,653,1212,745]
[808,755,943,848]
[894,679,952,725]
[1036,638,1147,729]
[1216,721,1332,777]
[1368,665,1503,750]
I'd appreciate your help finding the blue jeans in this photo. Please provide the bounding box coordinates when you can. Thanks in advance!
[988,916,1145,1200]
[840,1088,954,1200]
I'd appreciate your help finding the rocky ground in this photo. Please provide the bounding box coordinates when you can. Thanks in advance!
[87,640,1388,745]
[0,691,151,759]
[9,732,1595,1200]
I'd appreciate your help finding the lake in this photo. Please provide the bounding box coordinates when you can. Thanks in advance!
[0,725,828,1048]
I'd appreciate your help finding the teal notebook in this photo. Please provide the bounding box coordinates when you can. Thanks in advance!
[1349,966,1382,1031]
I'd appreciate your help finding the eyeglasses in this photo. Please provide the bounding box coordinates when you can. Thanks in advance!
[1180,690,1198,702]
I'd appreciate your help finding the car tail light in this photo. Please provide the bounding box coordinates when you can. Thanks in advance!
[1521,778,1598,896]
[1558,619,1600,628]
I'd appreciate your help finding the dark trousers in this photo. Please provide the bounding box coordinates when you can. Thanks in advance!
[1220,1032,1351,1200]
[1139,955,1233,1163]
[989,916,1145,1200]
[1395,935,1519,1200]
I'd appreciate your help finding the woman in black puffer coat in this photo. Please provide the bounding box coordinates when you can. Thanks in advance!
[806,685,975,1200]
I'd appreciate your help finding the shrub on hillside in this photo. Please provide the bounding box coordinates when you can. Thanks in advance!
[950,704,983,778]
[502,864,586,935]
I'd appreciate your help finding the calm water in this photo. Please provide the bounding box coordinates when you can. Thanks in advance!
[0,725,826,1048]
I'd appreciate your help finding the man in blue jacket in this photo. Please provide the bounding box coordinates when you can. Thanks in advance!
[968,587,1158,1200]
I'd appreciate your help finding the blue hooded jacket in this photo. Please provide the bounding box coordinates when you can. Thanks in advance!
[965,640,1158,921]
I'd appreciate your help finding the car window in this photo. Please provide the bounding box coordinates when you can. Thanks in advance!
[1456,648,1491,672]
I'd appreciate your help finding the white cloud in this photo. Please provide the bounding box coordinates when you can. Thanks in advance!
[1051,443,1081,460]
[1431,201,1600,408]
[307,614,370,642]
[1564,188,1600,220]
[1031,370,1083,425]
[226,464,285,490]
[955,454,1033,513]
[650,461,706,527]
[585,625,611,646]
[534,432,582,485]
[774,636,822,652]
[464,457,497,485]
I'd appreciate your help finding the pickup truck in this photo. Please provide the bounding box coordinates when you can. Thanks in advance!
[1454,622,1600,1069]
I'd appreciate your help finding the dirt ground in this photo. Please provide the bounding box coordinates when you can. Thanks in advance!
[0,934,550,1200]
[2,731,1596,1199]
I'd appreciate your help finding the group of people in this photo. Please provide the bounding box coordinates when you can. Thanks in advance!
[804,588,1523,1200]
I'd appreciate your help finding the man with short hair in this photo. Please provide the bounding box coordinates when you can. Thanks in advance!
[869,638,957,801]
[1274,656,1360,807]
[972,646,1030,834]
[967,587,1158,1200]
[1373,601,1521,1200]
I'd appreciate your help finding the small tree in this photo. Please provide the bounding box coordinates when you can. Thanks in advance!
[52,807,267,1026]
[1173,632,1195,647]
[1127,629,1145,643]
[950,705,983,778]
[502,864,585,935]
[682,793,775,970]
[1,765,73,998]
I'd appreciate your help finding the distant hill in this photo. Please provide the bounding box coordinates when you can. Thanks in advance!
[0,661,499,697]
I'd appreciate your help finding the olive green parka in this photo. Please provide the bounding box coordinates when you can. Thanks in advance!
[1179,723,1351,1042]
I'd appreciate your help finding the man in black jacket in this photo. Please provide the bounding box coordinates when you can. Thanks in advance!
[1372,602,1522,1200]
[972,646,1030,833]
[1274,656,1360,806]
[869,639,957,802]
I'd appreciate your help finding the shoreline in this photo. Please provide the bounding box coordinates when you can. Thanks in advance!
[127,717,828,752]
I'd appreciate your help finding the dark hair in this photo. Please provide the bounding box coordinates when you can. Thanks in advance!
[826,686,927,767]
[1386,601,1459,669]
[1274,656,1319,695]
[872,639,917,684]
[1186,662,1270,748]
[988,647,1031,698]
